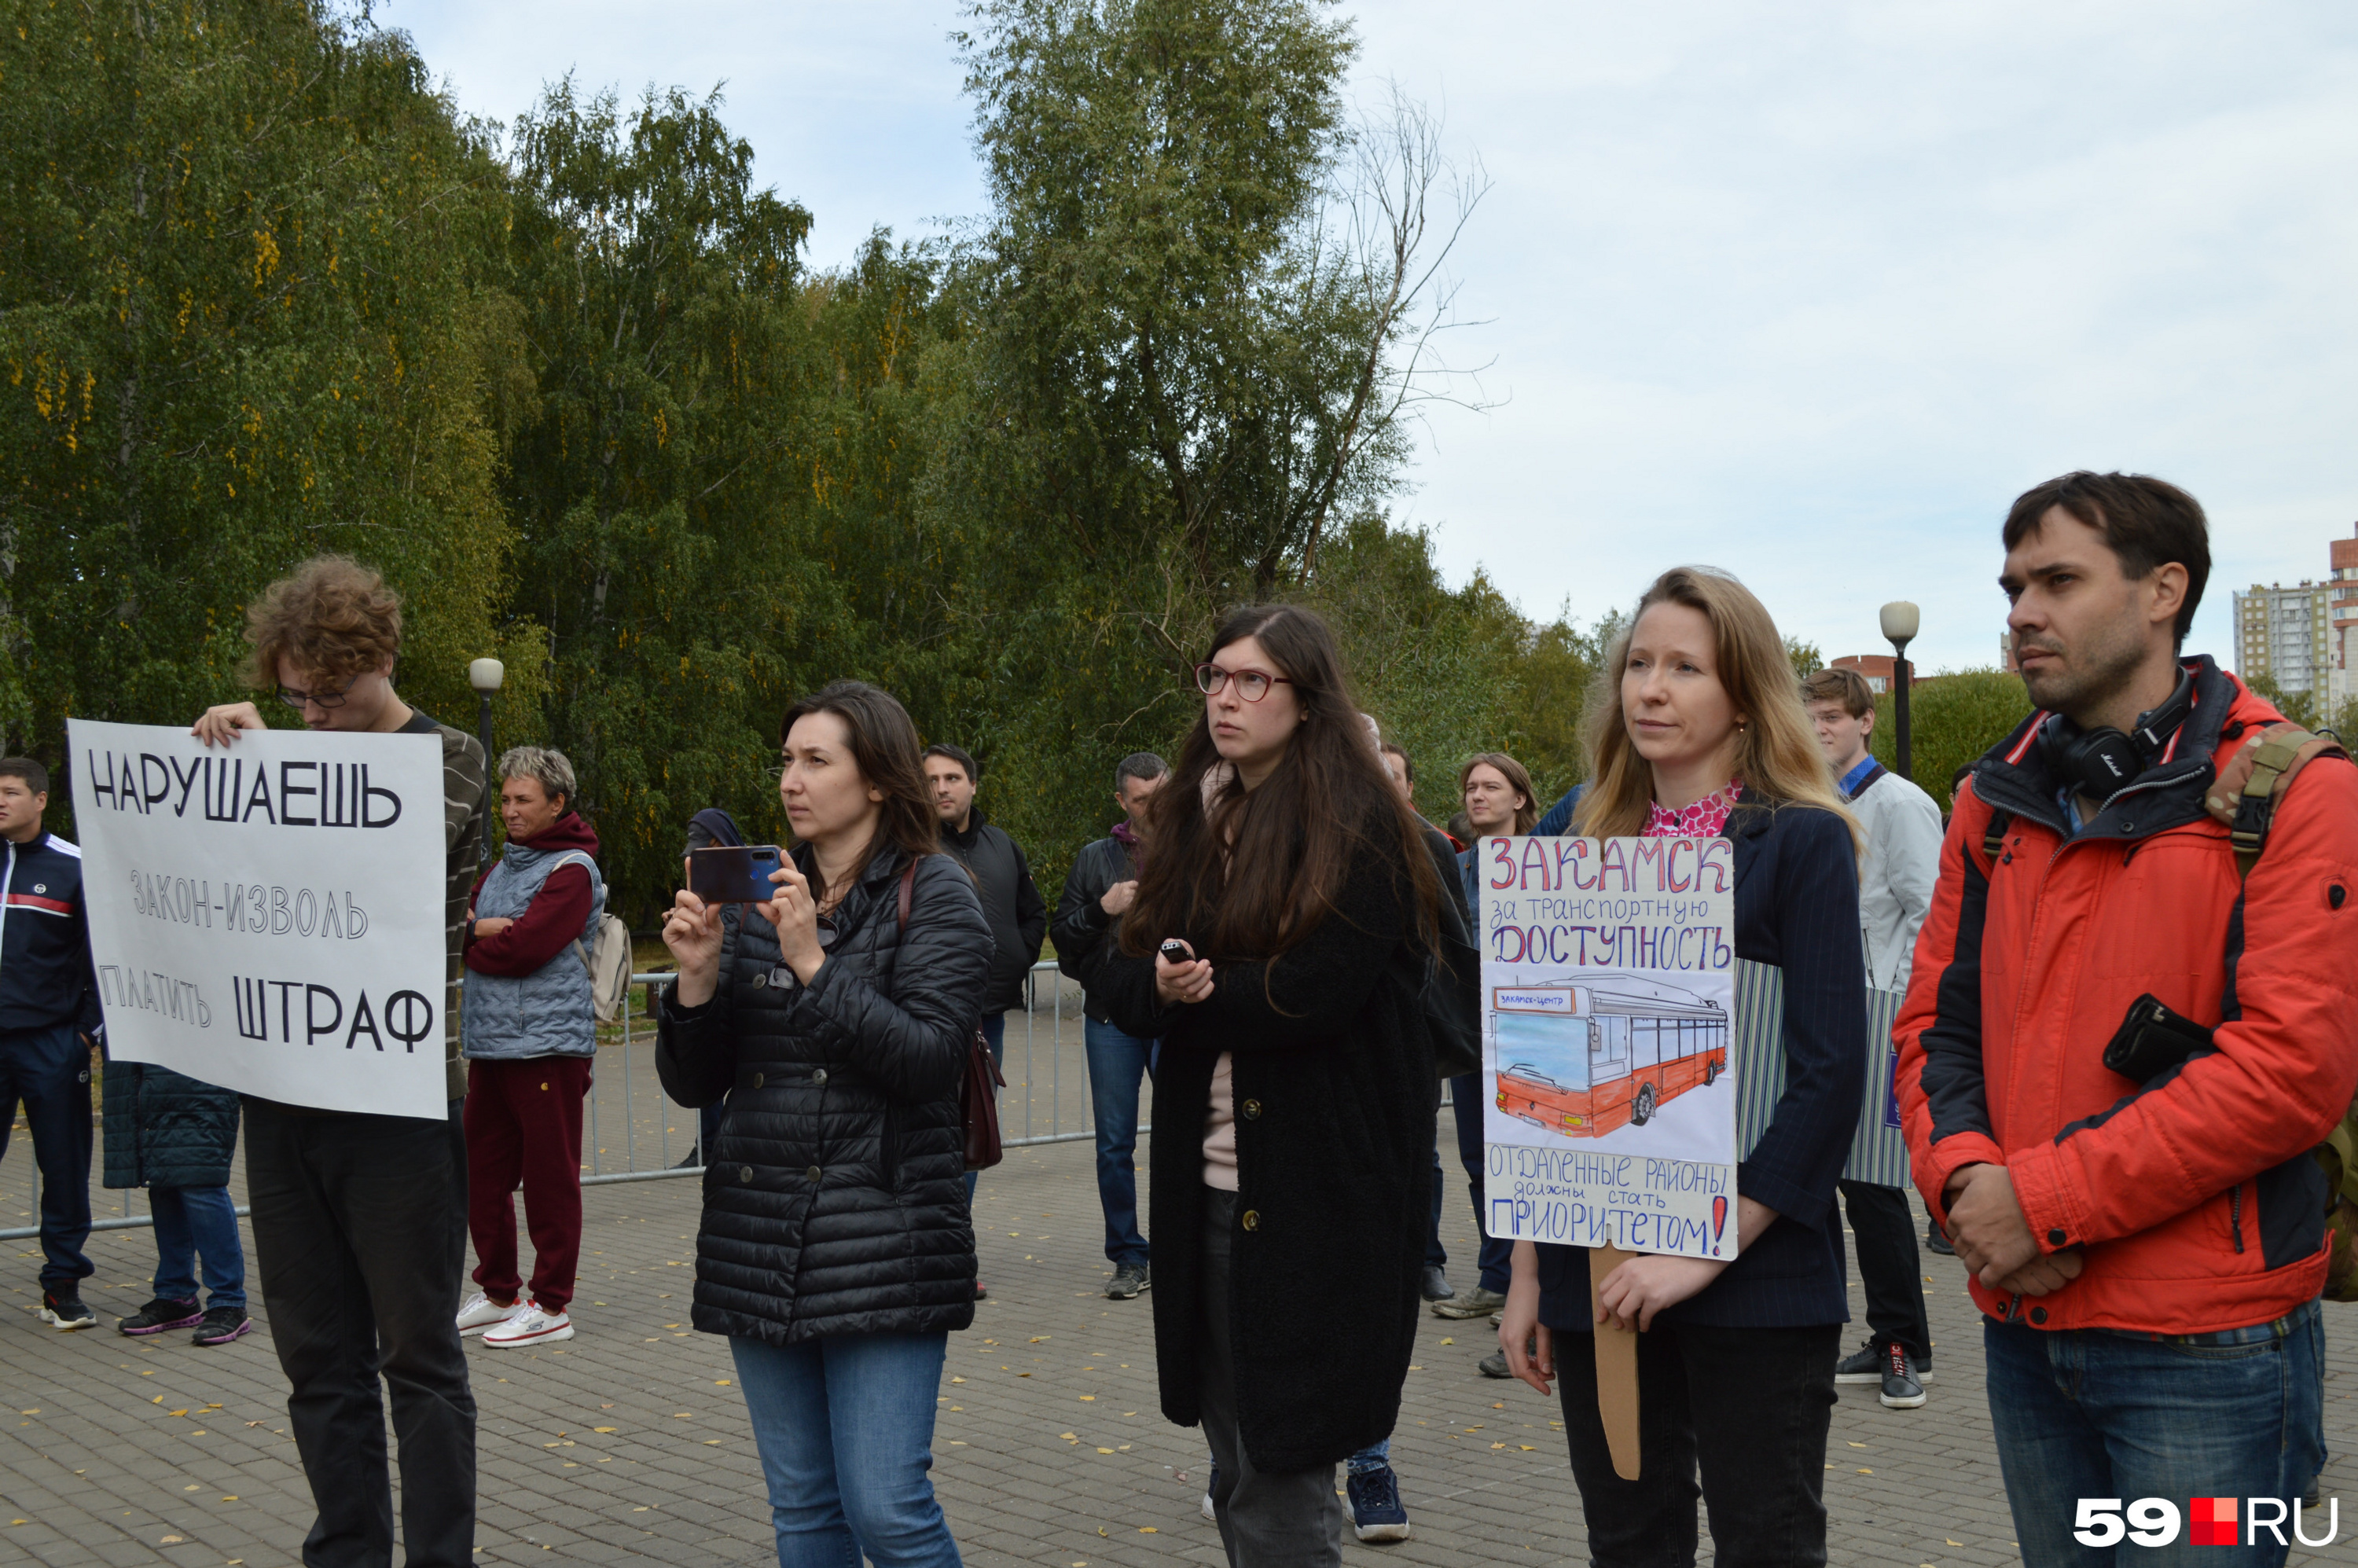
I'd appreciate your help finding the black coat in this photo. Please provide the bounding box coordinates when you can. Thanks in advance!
[1101,830,1435,1472]
[656,844,993,1345]
[102,1062,240,1189]
[939,810,1048,1015]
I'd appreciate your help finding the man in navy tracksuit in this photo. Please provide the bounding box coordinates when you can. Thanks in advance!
[0,756,103,1330]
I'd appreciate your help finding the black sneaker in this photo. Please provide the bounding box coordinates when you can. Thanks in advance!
[1478,1350,1510,1379]
[1879,1343,1926,1409]
[1106,1263,1150,1300]
[191,1306,252,1346]
[1837,1338,1931,1383]
[119,1297,202,1336]
[1926,1220,1956,1256]
[1834,1339,1884,1383]
[39,1292,96,1331]
[1346,1461,1412,1542]
[1419,1265,1453,1303]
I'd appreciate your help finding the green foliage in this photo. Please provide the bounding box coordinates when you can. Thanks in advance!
[1871,669,2034,799]
[1,0,1611,920]
[1785,638,1824,679]
[0,0,545,817]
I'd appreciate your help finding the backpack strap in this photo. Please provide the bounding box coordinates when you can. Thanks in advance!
[1980,809,2013,865]
[2204,725,2348,880]
[542,851,604,978]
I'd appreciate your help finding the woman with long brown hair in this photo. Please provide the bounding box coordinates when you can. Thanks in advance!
[656,680,993,1568]
[1497,567,1866,1568]
[1099,604,1442,1567]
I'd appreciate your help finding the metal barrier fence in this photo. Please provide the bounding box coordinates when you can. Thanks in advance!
[4,960,1131,1239]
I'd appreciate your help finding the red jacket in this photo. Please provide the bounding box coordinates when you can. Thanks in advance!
[1897,658,2358,1334]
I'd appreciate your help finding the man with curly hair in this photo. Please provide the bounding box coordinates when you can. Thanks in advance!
[192,555,488,1568]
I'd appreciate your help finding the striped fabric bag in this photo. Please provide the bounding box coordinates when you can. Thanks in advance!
[1730,958,1911,1188]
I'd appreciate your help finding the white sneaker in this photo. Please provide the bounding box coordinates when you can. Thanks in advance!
[456,1290,531,1336]
[483,1306,574,1347]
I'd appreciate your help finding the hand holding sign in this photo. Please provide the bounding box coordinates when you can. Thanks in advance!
[190,701,267,747]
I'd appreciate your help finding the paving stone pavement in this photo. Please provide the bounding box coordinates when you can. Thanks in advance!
[9,1105,2358,1566]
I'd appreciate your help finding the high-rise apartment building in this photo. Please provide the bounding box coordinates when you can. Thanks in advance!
[2330,527,2358,711]
[2233,580,2331,698]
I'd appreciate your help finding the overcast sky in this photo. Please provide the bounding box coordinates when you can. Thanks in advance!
[385,0,2358,673]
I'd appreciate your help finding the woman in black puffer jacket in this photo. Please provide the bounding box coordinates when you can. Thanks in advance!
[657,681,990,1568]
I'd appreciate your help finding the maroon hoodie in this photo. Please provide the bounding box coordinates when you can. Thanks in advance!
[463,812,601,978]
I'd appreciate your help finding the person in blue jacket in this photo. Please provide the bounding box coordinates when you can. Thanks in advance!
[0,757,104,1331]
[104,1063,250,1345]
[1497,567,1865,1568]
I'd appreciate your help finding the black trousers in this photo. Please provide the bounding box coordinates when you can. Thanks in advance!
[1838,1179,1930,1362]
[1555,1318,1839,1568]
[1196,1188,1346,1567]
[244,1097,476,1568]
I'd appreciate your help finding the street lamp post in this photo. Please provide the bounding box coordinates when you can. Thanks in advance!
[1879,602,1920,783]
[467,658,505,762]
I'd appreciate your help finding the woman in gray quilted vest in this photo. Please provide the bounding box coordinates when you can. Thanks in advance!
[657,680,991,1568]
[454,746,606,1350]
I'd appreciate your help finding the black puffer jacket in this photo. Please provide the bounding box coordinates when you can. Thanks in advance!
[656,844,992,1344]
[1100,824,1436,1471]
[102,1062,240,1189]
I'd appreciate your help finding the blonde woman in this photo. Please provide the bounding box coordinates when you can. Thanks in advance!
[1497,567,1865,1568]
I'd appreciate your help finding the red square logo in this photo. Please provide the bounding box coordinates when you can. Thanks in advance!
[2189,1497,2239,1546]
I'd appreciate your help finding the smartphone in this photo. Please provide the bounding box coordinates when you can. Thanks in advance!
[1159,939,1193,963]
[688,845,785,903]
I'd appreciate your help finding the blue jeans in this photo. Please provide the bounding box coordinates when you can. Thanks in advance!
[0,1025,94,1293]
[150,1184,246,1313]
[1083,1019,1153,1267]
[1984,1302,2326,1567]
[962,1014,1005,1204]
[1450,1073,1511,1291]
[731,1332,962,1568]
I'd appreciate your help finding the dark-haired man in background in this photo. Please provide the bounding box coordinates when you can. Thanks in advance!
[926,744,1047,1213]
[0,756,102,1331]
[1053,751,1166,1301]
[1898,472,2358,1566]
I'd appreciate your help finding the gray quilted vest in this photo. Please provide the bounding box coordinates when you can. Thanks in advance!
[460,843,606,1060]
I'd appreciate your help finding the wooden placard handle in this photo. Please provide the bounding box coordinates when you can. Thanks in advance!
[1589,1243,1642,1479]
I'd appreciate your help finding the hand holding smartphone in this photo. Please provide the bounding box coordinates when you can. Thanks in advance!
[1155,938,1214,1007]
[688,845,786,903]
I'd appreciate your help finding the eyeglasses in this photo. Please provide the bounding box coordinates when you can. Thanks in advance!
[1196,664,1292,703]
[277,676,362,711]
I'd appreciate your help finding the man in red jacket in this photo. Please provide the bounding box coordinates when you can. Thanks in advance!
[1897,471,2358,1565]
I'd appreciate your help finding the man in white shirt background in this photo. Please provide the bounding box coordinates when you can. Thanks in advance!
[1804,666,1945,1409]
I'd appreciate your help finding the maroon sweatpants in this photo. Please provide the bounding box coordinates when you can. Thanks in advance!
[465,1056,590,1315]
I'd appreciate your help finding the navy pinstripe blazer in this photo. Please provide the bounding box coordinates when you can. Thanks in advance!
[1537,791,1867,1331]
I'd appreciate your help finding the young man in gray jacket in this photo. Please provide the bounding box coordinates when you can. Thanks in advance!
[1805,666,1945,1409]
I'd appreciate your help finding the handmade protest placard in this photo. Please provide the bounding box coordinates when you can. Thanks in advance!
[1477,835,1738,1261]
[69,718,449,1119]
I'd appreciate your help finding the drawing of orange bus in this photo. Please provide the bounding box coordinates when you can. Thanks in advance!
[1492,976,1728,1138]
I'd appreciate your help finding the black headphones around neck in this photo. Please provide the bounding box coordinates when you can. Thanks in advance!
[2040,668,2198,799]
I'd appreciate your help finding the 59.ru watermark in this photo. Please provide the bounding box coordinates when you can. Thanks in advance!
[2074,1498,2339,1548]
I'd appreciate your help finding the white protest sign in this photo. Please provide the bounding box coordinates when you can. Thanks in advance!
[1478,835,1737,1260]
[68,718,449,1119]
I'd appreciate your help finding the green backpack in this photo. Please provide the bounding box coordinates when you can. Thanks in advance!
[2207,725,2358,1300]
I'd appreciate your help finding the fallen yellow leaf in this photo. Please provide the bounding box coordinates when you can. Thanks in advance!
[594,1427,617,1434]
[169,1408,189,1417]
[1857,1468,1872,1474]
[1140,1527,1158,1533]
[1440,1337,1454,1345]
